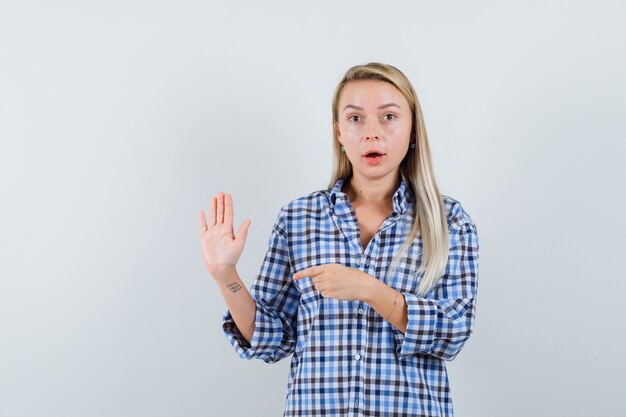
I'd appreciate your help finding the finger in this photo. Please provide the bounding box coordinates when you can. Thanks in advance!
[224,193,234,226]
[293,268,309,280]
[312,276,324,285]
[309,266,324,277]
[293,266,322,280]
[209,197,216,225]
[199,210,208,233]
[237,220,251,242]
[216,192,224,224]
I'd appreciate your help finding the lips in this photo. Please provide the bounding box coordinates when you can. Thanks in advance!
[363,152,385,165]
[363,149,386,157]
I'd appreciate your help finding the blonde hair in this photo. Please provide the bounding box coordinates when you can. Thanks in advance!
[328,62,449,297]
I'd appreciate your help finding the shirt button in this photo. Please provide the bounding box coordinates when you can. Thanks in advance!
[356,259,361,265]
[357,307,365,315]
[354,398,359,408]
[354,354,361,360]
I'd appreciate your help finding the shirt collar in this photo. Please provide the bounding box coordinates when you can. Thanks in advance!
[329,177,413,215]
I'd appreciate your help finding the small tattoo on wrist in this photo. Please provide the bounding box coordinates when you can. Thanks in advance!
[226,281,242,293]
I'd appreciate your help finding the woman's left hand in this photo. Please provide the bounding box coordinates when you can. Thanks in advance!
[293,263,377,301]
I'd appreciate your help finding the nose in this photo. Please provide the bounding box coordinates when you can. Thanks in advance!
[364,117,381,140]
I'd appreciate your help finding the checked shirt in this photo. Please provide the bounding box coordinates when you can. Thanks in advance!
[222,177,480,416]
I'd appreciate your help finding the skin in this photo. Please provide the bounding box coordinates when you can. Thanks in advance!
[200,79,412,339]
[200,193,256,343]
[199,192,251,282]
[335,79,413,202]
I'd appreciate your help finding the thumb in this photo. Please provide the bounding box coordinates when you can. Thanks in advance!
[236,220,252,243]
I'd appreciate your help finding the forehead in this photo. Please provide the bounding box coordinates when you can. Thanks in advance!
[339,79,407,109]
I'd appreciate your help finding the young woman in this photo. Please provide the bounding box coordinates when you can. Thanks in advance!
[199,62,480,417]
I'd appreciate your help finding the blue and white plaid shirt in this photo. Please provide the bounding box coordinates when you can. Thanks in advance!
[222,177,480,416]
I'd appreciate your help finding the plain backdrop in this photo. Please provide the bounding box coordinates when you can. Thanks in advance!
[1,1,625,416]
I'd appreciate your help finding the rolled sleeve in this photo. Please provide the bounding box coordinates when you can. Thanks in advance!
[222,297,294,362]
[393,220,479,361]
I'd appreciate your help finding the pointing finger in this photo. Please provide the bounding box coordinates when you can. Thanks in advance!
[293,266,323,280]
[293,269,308,280]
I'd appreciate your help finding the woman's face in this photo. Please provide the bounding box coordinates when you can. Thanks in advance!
[335,79,413,181]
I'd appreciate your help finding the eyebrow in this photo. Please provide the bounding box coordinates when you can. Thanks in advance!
[342,103,401,111]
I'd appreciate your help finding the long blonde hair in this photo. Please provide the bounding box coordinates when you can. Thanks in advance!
[328,62,449,297]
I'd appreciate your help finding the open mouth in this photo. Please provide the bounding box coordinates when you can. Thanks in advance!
[363,152,385,164]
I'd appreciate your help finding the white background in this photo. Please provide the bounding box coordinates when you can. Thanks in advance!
[1,1,625,416]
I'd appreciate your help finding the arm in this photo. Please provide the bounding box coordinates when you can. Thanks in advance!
[365,220,479,362]
[221,208,300,364]
[214,267,257,345]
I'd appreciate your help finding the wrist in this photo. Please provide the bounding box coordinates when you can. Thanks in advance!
[361,273,383,304]
[383,291,401,321]
[210,265,238,282]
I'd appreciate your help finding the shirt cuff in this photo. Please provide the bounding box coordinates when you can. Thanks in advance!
[222,298,285,362]
[392,292,438,359]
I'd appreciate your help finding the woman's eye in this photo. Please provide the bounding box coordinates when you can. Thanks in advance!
[384,114,396,121]
[349,115,360,122]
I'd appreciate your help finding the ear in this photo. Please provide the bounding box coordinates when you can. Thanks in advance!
[333,121,341,140]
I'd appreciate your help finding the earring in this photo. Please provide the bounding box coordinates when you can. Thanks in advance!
[410,143,415,149]
[341,145,345,152]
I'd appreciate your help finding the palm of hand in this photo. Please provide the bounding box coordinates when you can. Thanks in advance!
[199,192,251,277]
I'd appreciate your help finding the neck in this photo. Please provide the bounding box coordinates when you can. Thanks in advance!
[343,171,402,205]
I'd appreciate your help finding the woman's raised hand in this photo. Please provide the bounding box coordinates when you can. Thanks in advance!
[199,192,251,280]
